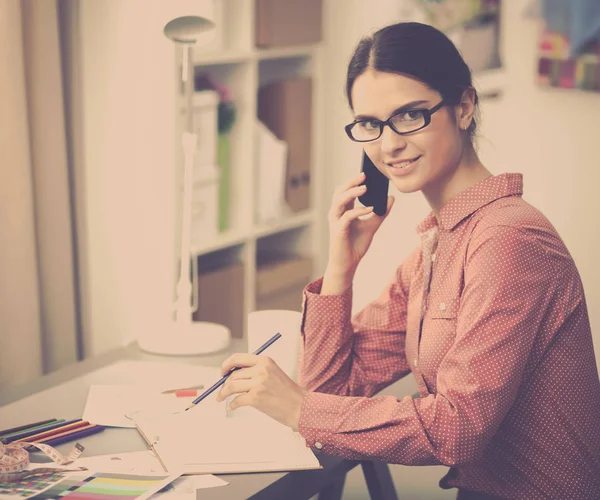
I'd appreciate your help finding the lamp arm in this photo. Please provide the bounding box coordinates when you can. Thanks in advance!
[174,131,197,323]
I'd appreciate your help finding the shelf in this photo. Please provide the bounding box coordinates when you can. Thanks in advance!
[254,45,316,61]
[191,45,318,67]
[193,49,252,66]
[253,210,316,239]
[191,228,249,256]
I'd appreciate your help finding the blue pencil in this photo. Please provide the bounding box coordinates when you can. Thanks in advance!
[38,425,105,447]
[185,332,282,411]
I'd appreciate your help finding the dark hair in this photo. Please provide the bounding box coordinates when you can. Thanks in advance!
[346,22,479,138]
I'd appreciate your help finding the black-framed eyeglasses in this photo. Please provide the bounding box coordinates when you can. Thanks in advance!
[345,100,446,142]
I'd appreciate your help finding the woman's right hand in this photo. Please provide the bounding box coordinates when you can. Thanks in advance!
[323,172,394,293]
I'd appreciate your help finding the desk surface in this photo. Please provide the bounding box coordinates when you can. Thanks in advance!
[0,342,364,500]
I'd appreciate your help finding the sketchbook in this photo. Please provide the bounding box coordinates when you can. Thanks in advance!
[133,407,321,475]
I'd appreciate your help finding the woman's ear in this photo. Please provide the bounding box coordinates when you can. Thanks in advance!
[455,88,476,131]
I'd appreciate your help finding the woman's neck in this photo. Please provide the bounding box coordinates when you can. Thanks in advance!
[423,144,492,216]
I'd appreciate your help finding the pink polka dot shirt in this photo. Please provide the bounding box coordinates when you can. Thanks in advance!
[298,173,600,499]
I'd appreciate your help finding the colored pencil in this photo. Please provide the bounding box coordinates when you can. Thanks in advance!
[0,419,57,438]
[2,419,68,444]
[16,420,87,444]
[185,332,282,411]
[25,423,93,447]
[40,425,105,447]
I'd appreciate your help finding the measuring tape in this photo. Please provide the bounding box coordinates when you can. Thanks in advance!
[0,440,84,481]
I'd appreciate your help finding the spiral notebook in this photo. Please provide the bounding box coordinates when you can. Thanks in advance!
[134,409,321,475]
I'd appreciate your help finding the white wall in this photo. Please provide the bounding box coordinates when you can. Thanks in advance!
[321,0,600,364]
[79,0,179,355]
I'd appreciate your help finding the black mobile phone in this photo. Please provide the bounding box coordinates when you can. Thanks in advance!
[358,151,389,216]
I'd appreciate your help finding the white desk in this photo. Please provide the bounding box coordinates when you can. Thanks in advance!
[0,341,398,500]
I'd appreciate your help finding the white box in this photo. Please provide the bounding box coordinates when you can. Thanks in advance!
[183,90,219,167]
[190,164,220,244]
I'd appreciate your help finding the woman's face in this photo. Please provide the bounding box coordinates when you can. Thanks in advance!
[350,69,470,197]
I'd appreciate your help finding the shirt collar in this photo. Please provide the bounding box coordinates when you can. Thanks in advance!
[417,173,524,235]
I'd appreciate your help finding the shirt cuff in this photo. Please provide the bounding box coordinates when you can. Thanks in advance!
[301,277,353,336]
[297,391,347,454]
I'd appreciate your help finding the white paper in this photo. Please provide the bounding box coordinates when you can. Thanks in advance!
[70,452,228,494]
[82,364,223,428]
[73,450,167,474]
[152,475,228,499]
[83,385,210,428]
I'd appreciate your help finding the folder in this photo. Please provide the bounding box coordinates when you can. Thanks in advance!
[258,77,312,213]
[255,121,288,223]
[134,409,321,474]
[255,0,322,48]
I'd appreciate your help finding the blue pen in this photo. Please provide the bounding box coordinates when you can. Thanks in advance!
[185,332,282,411]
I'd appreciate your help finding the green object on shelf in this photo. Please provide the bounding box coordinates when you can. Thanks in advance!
[218,133,230,232]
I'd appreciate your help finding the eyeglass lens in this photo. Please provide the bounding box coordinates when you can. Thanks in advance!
[350,110,426,141]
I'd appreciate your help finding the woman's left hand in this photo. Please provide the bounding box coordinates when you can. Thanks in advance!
[215,354,308,430]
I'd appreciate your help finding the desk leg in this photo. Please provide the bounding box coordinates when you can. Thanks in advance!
[361,461,398,500]
[317,475,346,500]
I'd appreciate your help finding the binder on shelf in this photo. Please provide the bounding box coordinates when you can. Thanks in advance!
[255,0,322,48]
[186,90,219,167]
[258,77,312,213]
[217,134,230,233]
[256,255,313,312]
[192,261,245,339]
[255,121,288,224]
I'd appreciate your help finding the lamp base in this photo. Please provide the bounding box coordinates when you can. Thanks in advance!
[138,321,231,355]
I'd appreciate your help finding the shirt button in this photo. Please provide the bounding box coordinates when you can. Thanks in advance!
[413,358,418,367]
[439,302,446,311]
[314,442,323,450]
[431,253,436,262]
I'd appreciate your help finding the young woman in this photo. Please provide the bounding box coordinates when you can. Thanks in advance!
[216,22,600,499]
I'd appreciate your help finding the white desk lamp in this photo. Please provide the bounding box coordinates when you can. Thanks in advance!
[138,0,231,355]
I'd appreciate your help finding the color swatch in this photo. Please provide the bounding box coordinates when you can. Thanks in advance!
[0,470,177,500]
[29,472,175,500]
[0,468,73,498]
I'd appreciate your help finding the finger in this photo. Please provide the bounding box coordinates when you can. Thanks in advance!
[334,172,366,197]
[223,364,258,384]
[337,205,374,231]
[228,393,254,412]
[220,353,262,375]
[216,378,254,402]
[362,196,395,229]
[331,185,368,219]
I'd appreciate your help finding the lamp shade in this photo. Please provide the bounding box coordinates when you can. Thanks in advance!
[156,0,217,45]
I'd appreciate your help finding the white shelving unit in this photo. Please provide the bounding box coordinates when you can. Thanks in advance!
[175,0,326,340]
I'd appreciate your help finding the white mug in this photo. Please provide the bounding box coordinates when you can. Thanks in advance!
[247,309,303,382]
[225,309,303,419]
